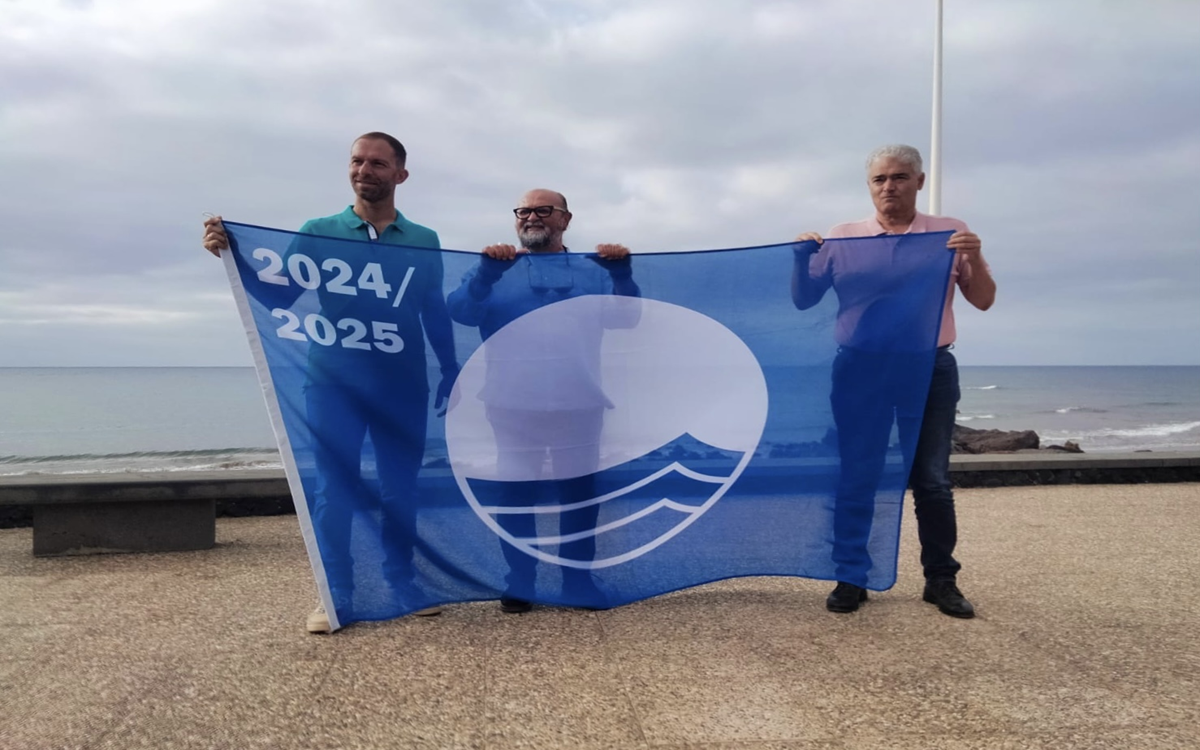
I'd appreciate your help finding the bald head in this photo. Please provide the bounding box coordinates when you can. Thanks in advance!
[522,189,568,212]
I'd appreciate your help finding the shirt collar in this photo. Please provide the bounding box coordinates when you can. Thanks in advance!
[870,210,929,236]
[338,205,407,234]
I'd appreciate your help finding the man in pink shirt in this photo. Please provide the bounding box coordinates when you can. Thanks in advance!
[793,144,996,618]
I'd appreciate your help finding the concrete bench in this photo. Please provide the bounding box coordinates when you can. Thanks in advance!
[4,453,1198,556]
[0,471,291,556]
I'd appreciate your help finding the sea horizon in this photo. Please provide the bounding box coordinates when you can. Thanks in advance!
[2,365,1198,476]
[6,364,1198,368]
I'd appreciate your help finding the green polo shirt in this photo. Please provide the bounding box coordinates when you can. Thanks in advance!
[299,206,440,250]
[291,207,444,392]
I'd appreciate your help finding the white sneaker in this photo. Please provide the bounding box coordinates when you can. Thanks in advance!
[306,604,332,633]
[413,606,443,617]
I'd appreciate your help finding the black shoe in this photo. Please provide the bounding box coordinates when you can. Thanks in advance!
[826,582,868,613]
[499,596,532,614]
[923,579,975,619]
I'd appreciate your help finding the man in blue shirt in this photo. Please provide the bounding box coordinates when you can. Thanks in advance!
[203,132,457,633]
[447,189,640,613]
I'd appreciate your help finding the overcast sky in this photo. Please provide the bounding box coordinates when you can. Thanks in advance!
[2,0,1197,367]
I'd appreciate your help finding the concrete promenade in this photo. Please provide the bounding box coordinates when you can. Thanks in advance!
[3,483,1198,749]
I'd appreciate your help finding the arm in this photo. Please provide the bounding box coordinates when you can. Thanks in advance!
[445,245,519,326]
[592,243,641,298]
[422,291,457,371]
[421,284,459,415]
[420,248,458,374]
[418,238,459,416]
[591,244,642,330]
[948,231,996,311]
[790,233,831,310]
[215,216,310,308]
[265,222,324,308]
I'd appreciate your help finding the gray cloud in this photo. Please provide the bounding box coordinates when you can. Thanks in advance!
[1,0,1197,366]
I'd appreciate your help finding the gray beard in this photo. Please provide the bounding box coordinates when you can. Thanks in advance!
[518,226,553,251]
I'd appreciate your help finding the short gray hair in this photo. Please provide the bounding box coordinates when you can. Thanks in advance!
[866,144,923,174]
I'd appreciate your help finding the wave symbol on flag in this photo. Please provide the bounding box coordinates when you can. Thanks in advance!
[446,296,769,568]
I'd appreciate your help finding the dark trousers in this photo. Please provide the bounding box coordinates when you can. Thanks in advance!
[498,476,601,596]
[829,347,961,586]
[485,407,604,598]
[306,384,428,596]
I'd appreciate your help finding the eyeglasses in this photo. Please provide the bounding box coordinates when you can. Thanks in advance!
[513,206,568,219]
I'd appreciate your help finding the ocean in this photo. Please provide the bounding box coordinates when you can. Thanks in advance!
[956,365,1200,453]
[1,366,1197,476]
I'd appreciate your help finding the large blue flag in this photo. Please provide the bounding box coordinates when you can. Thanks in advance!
[223,223,954,630]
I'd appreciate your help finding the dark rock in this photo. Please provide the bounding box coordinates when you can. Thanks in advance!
[953,424,1040,454]
[1042,441,1084,453]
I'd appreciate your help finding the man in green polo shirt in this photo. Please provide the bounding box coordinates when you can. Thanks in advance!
[203,132,457,633]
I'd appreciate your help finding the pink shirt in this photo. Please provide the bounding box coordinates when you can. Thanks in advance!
[824,212,981,348]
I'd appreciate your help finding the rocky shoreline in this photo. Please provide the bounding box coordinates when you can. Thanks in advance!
[952,424,1083,454]
[768,424,1087,460]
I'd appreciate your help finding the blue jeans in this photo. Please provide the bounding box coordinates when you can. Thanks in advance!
[830,347,961,586]
[909,348,961,582]
[306,383,428,598]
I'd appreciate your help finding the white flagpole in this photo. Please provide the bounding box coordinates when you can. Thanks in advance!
[929,0,944,215]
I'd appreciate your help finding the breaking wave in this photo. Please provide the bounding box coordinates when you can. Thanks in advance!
[0,448,281,476]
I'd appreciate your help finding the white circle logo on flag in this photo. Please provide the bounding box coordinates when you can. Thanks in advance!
[446,296,767,568]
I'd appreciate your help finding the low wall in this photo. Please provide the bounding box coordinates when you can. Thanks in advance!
[948,452,1200,488]
[2,453,1198,529]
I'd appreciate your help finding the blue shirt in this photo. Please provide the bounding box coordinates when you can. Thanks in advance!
[446,252,641,410]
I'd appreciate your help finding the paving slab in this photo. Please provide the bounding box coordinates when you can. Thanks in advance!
[2,483,1198,749]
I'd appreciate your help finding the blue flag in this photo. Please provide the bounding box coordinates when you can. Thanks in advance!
[223,223,954,630]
